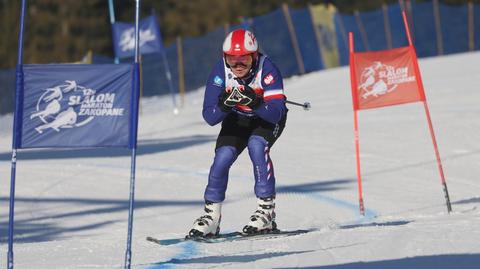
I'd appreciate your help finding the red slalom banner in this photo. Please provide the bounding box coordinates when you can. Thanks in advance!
[351,46,425,110]
[348,11,452,216]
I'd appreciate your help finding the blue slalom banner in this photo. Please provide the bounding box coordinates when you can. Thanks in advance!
[112,15,163,59]
[17,64,135,148]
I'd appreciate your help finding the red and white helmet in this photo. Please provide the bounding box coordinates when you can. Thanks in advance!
[222,29,258,56]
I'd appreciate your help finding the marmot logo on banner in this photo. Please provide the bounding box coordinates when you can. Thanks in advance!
[358,61,416,99]
[30,80,125,134]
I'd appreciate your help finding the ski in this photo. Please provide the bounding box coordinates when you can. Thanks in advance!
[146,229,312,246]
[146,231,240,246]
[199,229,311,244]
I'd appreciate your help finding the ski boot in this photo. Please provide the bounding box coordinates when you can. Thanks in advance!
[188,201,221,238]
[242,196,277,235]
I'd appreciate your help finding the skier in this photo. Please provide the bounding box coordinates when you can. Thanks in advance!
[189,29,288,238]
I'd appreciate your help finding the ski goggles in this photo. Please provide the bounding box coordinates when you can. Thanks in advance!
[225,54,253,67]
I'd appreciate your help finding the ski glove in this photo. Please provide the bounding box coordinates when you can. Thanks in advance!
[238,85,262,109]
[218,86,262,112]
[218,88,241,112]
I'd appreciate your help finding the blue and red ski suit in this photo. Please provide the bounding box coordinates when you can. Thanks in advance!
[202,54,287,202]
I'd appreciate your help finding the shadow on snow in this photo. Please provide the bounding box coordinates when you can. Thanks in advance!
[276,179,353,194]
[0,178,352,244]
[152,250,314,266]
[0,135,216,160]
[0,197,204,243]
[276,253,480,269]
[453,197,480,205]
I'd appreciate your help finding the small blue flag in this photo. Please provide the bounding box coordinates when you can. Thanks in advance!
[112,15,164,59]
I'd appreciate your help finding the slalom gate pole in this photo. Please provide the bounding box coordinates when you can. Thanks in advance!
[401,11,451,213]
[108,0,120,64]
[8,0,27,268]
[285,99,311,110]
[124,1,141,268]
[125,148,138,269]
[7,149,18,269]
[353,110,365,216]
[162,52,178,112]
[348,32,365,216]
[422,102,452,212]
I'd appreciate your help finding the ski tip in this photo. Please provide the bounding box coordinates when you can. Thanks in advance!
[146,236,160,244]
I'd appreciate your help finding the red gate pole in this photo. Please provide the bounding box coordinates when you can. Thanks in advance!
[402,12,452,213]
[348,32,365,216]
[421,102,452,213]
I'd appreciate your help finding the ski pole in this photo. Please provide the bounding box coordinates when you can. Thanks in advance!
[285,99,311,111]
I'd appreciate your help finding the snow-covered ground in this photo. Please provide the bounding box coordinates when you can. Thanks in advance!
[1,51,480,268]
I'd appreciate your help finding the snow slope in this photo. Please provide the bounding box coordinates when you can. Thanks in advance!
[1,51,480,268]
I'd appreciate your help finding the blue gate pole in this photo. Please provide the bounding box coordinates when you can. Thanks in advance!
[124,146,138,269]
[161,37,178,113]
[8,0,27,268]
[108,0,120,64]
[7,149,18,269]
[124,1,141,268]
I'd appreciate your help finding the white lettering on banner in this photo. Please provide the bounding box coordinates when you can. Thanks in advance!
[80,102,113,109]
[83,93,116,103]
[79,108,124,116]
[358,61,416,99]
[388,76,416,84]
[30,80,126,134]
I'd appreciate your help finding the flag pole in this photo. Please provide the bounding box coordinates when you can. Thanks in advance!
[124,1,141,268]
[348,32,365,216]
[8,0,27,268]
[108,0,120,64]
[402,11,452,213]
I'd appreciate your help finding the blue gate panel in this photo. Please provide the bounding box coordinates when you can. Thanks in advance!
[411,1,438,57]
[388,3,409,48]
[360,8,388,51]
[253,9,298,77]
[440,3,469,55]
[335,12,364,65]
[476,4,480,50]
[290,7,324,72]
[0,69,15,115]
[182,27,224,92]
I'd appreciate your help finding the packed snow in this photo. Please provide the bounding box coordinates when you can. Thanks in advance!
[1,51,480,268]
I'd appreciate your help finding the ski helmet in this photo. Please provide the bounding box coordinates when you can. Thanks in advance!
[222,29,258,56]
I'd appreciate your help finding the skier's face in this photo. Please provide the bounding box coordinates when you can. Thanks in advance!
[225,54,253,78]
